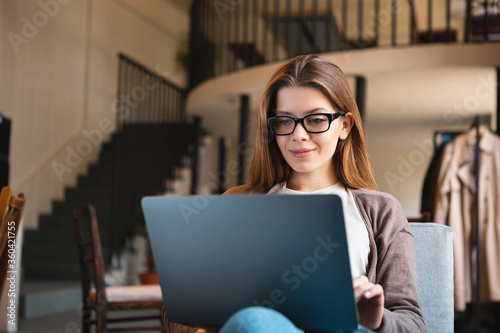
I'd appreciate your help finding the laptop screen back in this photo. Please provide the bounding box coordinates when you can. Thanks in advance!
[142,194,359,332]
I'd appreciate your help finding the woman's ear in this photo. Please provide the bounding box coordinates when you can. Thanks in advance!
[339,113,354,140]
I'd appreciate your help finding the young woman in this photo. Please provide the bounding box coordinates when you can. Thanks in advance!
[164,55,426,332]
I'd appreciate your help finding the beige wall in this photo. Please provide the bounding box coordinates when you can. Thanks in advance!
[0,0,189,229]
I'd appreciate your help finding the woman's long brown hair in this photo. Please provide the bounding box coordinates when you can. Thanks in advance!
[247,54,376,191]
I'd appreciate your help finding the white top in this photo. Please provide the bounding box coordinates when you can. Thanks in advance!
[267,182,370,277]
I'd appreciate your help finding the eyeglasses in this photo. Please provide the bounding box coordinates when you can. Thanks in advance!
[267,113,343,136]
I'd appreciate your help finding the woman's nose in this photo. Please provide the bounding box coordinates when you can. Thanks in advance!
[291,122,309,140]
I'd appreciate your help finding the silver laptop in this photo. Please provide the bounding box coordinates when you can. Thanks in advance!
[142,194,368,332]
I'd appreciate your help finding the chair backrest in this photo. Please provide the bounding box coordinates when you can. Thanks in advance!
[410,222,454,333]
[0,186,27,295]
[72,205,107,305]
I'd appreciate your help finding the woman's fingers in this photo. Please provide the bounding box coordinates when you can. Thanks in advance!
[352,276,383,303]
[353,276,385,330]
[352,275,369,288]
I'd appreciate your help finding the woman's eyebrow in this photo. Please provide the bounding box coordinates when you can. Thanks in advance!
[275,107,328,116]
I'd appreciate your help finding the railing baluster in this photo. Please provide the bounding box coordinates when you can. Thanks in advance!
[286,0,292,58]
[204,1,210,81]
[342,0,348,44]
[299,0,304,54]
[263,0,269,63]
[144,72,149,123]
[116,55,124,128]
[233,1,239,71]
[484,0,490,41]
[428,0,433,43]
[223,0,229,74]
[244,0,249,67]
[131,65,136,123]
[409,0,415,44]
[236,0,241,69]
[358,0,364,45]
[209,0,215,77]
[313,0,319,52]
[374,0,380,46]
[274,0,279,61]
[446,0,452,42]
[465,0,471,42]
[226,1,232,74]
[327,0,333,51]
[253,0,259,65]
[391,0,397,46]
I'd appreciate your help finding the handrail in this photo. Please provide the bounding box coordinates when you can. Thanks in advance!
[189,0,499,89]
[116,53,186,127]
[111,54,193,259]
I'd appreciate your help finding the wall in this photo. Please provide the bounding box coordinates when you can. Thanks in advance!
[0,0,189,229]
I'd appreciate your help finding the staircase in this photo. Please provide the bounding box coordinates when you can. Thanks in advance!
[20,123,197,317]
[22,139,115,281]
[22,123,195,281]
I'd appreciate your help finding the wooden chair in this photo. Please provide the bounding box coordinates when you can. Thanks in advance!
[0,186,27,296]
[72,205,166,333]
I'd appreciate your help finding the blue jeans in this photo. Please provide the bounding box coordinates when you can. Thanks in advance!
[219,307,304,333]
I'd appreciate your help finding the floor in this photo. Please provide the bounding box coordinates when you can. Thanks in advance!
[18,309,80,333]
[17,309,163,333]
[15,303,500,333]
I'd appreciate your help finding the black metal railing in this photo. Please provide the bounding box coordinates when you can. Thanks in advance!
[189,0,500,88]
[116,53,186,126]
[110,54,200,259]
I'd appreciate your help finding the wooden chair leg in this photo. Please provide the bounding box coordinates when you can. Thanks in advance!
[96,309,107,333]
[81,305,91,333]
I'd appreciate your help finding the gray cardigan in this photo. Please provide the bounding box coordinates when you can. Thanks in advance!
[350,188,426,332]
[163,186,427,333]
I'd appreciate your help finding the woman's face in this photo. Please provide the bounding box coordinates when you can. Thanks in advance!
[274,87,351,178]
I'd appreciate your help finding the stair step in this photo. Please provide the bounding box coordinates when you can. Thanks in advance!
[77,174,114,187]
[23,261,81,280]
[22,244,110,263]
[39,209,113,230]
[64,187,113,202]
[24,229,111,246]
[52,201,113,217]
[97,153,115,164]
[38,213,74,230]
[23,244,78,262]
[20,281,81,318]
[88,163,114,175]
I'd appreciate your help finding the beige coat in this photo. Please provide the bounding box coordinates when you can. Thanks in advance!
[434,128,500,311]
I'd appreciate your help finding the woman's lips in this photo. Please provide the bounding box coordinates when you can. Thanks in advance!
[290,149,315,158]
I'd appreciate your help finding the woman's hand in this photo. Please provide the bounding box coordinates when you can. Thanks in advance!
[353,275,384,331]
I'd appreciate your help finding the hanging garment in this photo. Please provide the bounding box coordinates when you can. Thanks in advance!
[434,127,500,311]
[420,132,461,218]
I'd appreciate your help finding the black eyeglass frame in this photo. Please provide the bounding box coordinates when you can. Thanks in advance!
[267,113,344,136]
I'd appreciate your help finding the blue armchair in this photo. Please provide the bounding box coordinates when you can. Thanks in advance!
[410,222,454,333]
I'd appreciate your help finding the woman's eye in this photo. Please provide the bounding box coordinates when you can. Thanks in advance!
[279,119,292,125]
[308,117,326,124]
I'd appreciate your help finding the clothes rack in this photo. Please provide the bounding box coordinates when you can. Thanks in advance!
[473,115,481,333]
[431,115,484,332]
